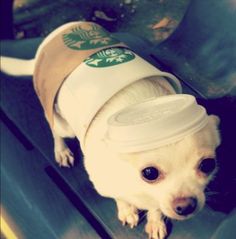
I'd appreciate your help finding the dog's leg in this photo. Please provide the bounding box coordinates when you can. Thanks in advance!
[52,130,74,167]
[52,112,75,167]
[145,210,167,239]
[115,199,139,228]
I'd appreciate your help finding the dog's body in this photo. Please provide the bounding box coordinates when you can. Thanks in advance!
[1,42,221,239]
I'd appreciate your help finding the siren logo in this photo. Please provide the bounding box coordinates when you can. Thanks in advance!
[63,23,120,50]
[84,47,136,67]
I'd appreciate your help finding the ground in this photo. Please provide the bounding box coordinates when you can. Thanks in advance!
[13,0,190,44]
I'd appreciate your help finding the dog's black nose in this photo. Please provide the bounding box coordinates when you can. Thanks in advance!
[172,197,197,216]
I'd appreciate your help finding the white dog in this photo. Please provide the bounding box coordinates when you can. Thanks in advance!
[1,22,221,239]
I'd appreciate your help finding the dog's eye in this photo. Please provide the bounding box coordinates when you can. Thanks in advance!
[198,158,216,175]
[141,167,159,183]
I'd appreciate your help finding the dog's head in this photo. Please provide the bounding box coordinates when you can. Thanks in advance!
[120,115,221,220]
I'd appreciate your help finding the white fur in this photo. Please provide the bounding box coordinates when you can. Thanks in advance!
[1,56,221,239]
[84,79,221,212]
[0,56,35,76]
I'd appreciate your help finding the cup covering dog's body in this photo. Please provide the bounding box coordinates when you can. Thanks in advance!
[1,22,221,239]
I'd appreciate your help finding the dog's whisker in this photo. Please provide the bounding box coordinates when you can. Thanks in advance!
[205,191,219,196]
[139,210,148,222]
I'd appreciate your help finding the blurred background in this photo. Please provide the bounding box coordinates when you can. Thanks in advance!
[3,0,190,43]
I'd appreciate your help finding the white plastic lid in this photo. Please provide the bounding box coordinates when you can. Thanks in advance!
[105,94,208,153]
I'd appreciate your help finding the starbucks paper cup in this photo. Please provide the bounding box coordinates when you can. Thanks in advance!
[32,21,182,150]
[105,94,208,153]
[57,47,182,149]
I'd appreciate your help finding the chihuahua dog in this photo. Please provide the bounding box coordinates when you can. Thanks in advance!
[1,22,221,239]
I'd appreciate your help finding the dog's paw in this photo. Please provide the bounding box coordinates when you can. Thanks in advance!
[145,211,167,239]
[55,147,74,167]
[145,219,167,239]
[117,201,139,228]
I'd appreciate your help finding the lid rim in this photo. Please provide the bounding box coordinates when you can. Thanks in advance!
[105,94,209,153]
[105,118,209,153]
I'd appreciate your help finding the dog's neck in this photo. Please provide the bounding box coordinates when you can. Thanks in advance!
[84,77,176,152]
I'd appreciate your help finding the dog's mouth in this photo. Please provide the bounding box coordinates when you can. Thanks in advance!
[170,211,197,220]
[162,208,199,221]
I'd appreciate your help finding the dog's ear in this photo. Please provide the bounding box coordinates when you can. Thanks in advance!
[208,115,220,128]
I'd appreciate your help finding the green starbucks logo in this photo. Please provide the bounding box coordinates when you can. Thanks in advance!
[63,24,120,50]
[84,47,135,67]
